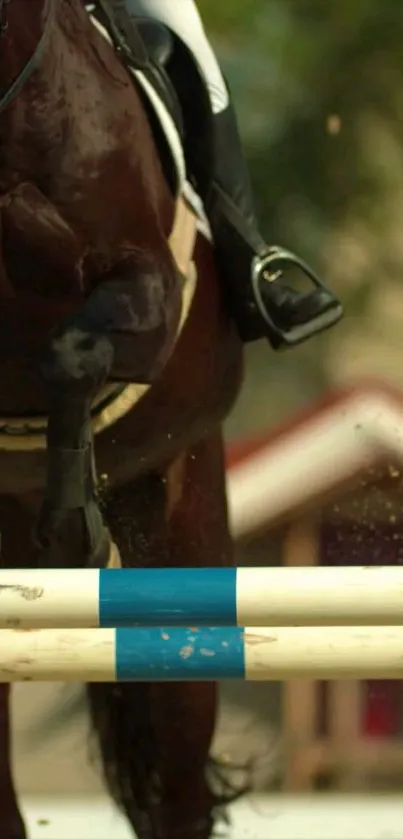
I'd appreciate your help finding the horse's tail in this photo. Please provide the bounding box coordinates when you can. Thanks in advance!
[87,681,248,839]
[87,682,162,837]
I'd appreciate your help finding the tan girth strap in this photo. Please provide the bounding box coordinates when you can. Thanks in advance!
[168,194,198,331]
[169,194,198,275]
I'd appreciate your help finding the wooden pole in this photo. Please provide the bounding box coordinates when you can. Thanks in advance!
[1,626,403,682]
[1,565,403,628]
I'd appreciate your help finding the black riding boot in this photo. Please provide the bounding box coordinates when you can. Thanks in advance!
[204,102,343,348]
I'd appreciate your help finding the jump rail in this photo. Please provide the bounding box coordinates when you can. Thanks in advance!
[0,566,402,628]
[1,626,403,682]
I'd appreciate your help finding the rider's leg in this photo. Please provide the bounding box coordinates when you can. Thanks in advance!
[125,0,343,347]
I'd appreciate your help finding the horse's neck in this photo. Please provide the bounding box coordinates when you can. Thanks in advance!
[0,2,62,183]
[1,1,52,96]
[4,2,43,50]
[0,0,172,210]
[1,0,108,163]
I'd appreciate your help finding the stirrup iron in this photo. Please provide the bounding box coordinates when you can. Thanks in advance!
[251,247,344,350]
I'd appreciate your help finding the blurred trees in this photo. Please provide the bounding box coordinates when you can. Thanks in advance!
[201,1,403,430]
[203,0,403,276]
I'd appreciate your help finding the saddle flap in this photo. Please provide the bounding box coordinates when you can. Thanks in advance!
[136,19,174,67]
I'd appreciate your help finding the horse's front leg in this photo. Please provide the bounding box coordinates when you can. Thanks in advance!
[36,251,182,568]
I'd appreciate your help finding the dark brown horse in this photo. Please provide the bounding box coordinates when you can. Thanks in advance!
[0,1,342,837]
[0,1,243,837]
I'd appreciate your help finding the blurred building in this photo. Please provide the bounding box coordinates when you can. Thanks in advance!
[226,380,403,790]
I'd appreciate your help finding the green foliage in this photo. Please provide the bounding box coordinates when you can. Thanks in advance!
[203,0,403,309]
[200,1,403,391]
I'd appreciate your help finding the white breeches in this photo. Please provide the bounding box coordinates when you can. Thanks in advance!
[124,0,229,114]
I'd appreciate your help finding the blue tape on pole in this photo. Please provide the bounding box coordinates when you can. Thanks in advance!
[115,626,245,680]
[99,568,237,627]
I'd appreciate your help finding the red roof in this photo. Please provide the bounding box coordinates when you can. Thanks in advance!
[226,380,403,538]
